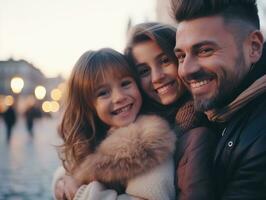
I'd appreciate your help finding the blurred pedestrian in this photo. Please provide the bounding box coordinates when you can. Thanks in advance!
[3,105,17,142]
[24,105,42,137]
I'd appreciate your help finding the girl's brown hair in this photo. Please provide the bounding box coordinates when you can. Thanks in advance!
[58,48,139,173]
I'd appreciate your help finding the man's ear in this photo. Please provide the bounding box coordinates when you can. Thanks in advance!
[248,30,264,63]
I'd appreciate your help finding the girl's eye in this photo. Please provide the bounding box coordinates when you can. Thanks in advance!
[96,89,109,98]
[137,65,150,77]
[121,79,132,87]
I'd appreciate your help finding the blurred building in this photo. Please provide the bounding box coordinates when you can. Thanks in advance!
[0,58,65,114]
[0,58,64,96]
[0,58,45,95]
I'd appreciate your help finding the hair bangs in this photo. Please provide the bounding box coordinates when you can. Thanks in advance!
[89,48,134,94]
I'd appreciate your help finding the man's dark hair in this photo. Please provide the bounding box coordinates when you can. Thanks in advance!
[171,0,260,29]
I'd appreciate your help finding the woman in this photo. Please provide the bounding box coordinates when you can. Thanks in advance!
[125,22,217,200]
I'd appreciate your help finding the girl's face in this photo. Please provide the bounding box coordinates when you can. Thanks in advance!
[132,40,185,105]
[93,75,142,128]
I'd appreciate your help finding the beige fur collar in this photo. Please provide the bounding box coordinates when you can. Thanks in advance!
[74,115,176,184]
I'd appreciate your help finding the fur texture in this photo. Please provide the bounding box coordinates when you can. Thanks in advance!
[74,115,176,184]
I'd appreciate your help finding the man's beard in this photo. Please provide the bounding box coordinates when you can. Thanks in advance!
[193,82,236,112]
[193,54,247,112]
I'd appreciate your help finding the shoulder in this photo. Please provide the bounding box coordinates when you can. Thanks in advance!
[178,127,218,150]
[233,93,266,138]
[175,99,210,132]
[108,114,172,138]
[102,114,175,153]
[136,114,171,130]
[223,93,266,159]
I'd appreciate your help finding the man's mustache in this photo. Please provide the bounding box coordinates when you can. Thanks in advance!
[183,70,215,82]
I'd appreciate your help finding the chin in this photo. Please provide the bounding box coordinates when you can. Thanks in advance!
[160,96,178,105]
[193,94,217,112]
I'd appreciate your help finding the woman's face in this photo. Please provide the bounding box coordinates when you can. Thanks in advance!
[132,40,185,105]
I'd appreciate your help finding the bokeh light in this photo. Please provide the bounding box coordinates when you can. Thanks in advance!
[50,89,62,101]
[10,77,24,94]
[42,101,51,113]
[35,85,46,100]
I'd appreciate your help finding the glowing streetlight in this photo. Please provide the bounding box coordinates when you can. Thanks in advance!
[50,101,60,112]
[50,88,62,101]
[35,85,46,100]
[4,95,14,106]
[42,101,51,113]
[10,77,24,94]
[41,101,60,113]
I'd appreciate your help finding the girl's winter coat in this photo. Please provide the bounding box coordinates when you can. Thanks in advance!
[53,114,176,200]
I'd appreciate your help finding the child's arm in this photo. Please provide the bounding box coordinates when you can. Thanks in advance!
[125,158,176,200]
[73,181,146,200]
[52,166,82,200]
[52,166,66,200]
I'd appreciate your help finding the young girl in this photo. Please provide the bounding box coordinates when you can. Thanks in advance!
[54,48,176,200]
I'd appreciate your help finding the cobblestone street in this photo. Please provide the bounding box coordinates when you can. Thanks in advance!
[0,115,61,200]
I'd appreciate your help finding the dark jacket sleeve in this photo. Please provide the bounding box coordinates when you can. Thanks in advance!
[175,127,218,200]
[221,134,266,200]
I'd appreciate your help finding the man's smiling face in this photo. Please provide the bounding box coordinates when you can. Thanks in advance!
[175,16,251,111]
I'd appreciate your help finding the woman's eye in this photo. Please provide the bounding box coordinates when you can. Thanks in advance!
[138,66,150,77]
[159,56,171,66]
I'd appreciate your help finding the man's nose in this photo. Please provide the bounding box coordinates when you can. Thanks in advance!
[178,55,200,80]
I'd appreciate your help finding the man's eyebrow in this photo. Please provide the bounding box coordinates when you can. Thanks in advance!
[193,41,216,49]
[174,40,216,53]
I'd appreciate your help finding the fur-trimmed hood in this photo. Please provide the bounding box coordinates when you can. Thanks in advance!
[74,115,176,184]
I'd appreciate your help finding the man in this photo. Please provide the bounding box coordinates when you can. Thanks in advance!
[3,105,16,142]
[172,0,266,199]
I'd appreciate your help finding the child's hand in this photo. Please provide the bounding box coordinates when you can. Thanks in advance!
[62,175,82,200]
[54,178,67,200]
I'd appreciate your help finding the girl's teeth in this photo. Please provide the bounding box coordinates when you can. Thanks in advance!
[114,105,131,114]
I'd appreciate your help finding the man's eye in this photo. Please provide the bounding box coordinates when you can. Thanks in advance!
[198,48,213,56]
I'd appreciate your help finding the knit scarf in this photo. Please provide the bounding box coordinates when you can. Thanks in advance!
[206,74,266,122]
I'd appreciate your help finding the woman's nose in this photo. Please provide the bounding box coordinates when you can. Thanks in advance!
[151,67,165,83]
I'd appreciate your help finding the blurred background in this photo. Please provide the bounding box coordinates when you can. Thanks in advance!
[0,0,266,199]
